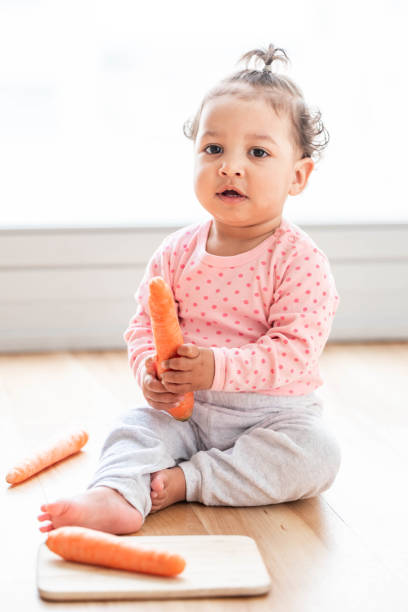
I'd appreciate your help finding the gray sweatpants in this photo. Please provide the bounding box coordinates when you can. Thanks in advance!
[87,389,341,520]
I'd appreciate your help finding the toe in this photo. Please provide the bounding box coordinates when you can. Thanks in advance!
[150,472,165,493]
[45,500,68,517]
[150,499,162,512]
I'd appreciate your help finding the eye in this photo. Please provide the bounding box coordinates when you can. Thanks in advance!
[204,144,222,154]
[251,147,269,158]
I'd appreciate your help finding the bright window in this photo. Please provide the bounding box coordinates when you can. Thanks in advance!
[0,0,406,228]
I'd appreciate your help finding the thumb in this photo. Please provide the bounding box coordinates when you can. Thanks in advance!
[177,343,199,358]
[145,356,157,374]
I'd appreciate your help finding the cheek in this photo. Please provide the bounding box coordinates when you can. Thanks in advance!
[193,174,206,203]
[193,166,201,191]
[194,164,209,192]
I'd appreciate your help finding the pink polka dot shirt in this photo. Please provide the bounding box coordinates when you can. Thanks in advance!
[124,217,340,396]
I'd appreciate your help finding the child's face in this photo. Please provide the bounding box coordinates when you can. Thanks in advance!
[193,94,313,232]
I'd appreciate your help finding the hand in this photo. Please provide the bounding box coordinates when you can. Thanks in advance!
[142,355,185,411]
[160,344,215,393]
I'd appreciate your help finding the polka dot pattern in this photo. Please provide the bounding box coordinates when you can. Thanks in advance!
[124,218,340,396]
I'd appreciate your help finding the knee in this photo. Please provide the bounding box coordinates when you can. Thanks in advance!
[306,426,341,496]
[244,426,341,503]
[276,424,341,500]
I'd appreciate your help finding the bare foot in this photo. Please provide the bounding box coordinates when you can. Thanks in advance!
[150,467,186,513]
[37,486,144,535]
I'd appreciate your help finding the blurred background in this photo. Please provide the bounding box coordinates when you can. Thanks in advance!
[0,0,407,351]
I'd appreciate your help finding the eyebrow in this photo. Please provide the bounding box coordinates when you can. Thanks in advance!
[200,130,278,146]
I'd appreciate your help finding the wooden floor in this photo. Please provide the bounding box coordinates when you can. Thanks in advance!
[1,343,408,611]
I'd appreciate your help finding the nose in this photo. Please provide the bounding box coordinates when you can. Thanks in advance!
[218,161,244,177]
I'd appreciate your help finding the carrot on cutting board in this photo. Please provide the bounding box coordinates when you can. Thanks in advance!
[148,276,194,421]
[5,428,88,485]
[46,526,186,577]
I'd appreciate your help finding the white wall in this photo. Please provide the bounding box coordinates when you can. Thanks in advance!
[1,224,407,353]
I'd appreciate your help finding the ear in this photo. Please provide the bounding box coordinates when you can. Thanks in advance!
[288,157,314,196]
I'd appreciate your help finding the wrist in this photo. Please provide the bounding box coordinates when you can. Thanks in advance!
[205,348,215,389]
[208,347,226,391]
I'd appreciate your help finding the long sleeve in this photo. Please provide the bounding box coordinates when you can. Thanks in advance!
[210,244,339,394]
[123,240,173,388]
[123,217,339,397]
[123,222,204,388]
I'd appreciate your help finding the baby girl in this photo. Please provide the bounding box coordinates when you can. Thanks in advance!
[38,43,341,535]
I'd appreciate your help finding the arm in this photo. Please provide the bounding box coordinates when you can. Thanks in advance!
[208,248,339,393]
[124,242,174,388]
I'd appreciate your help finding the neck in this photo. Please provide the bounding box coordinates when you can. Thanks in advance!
[205,216,283,257]
[211,216,282,244]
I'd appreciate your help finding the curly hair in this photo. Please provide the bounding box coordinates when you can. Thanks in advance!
[183,44,329,163]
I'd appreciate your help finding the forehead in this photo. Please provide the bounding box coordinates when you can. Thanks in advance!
[198,94,292,141]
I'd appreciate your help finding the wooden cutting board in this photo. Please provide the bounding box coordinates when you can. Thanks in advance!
[37,534,271,601]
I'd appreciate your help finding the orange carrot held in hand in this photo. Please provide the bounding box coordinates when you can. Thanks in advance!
[5,428,88,485]
[46,526,186,577]
[148,276,194,421]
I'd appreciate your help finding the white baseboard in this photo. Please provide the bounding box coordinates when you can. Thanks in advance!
[1,223,407,352]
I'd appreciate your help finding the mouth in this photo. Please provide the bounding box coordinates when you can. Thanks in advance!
[216,189,248,202]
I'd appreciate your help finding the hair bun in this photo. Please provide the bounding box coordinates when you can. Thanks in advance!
[183,42,329,163]
[239,44,289,73]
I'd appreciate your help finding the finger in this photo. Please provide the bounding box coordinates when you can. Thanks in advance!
[145,356,157,374]
[145,374,168,393]
[145,391,185,405]
[161,381,192,394]
[149,402,180,411]
[176,343,200,358]
[161,356,193,372]
[161,370,191,385]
